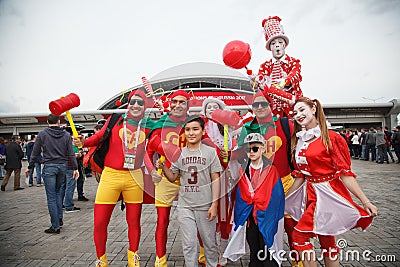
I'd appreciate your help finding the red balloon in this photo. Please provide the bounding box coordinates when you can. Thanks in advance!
[222,40,252,69]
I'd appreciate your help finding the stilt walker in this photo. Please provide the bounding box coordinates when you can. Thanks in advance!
[256,16,303,118]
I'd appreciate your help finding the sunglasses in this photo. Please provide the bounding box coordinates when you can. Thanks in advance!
[245,146,263,153]
[252,101,270,108]
[129,99,145,106]
[171,99,187,105]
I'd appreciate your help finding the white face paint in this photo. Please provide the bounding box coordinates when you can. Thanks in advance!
[205,102,220,118]
[270,37,286,60]
[293,102,316,128]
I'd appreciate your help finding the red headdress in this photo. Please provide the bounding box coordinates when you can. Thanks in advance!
[170,89,191,107]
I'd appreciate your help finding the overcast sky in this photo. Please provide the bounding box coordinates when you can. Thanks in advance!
[0,0,399,114]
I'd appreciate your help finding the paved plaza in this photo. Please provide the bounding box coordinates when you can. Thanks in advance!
[0,159,399,266]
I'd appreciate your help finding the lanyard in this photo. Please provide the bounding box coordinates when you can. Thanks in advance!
[123,112,142,155]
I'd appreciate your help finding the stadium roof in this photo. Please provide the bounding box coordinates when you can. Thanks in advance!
[149,62,248,82]
[99,62,252,110]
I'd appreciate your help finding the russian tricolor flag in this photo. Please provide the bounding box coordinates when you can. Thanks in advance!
[224,161,285,266]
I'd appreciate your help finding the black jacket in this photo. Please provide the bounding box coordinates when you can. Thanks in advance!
[392,131,400,145]
[5,141,24,169]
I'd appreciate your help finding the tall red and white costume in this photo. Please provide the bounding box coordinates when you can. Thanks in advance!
[258,54,303,117]
[257,16,303,118]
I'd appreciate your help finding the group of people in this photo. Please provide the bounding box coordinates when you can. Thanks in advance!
[341,127,400,164]
[62,82,376,267]
[18,15,379,267]
[0,135,40,187]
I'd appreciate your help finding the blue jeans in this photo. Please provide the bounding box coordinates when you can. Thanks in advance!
[361,144,366,159]
[386,145,394,161]
[42,163,67,230]
[29,163,42,185]
[394,144,400,162]
[61,170,76,210]
[0,165,5,178]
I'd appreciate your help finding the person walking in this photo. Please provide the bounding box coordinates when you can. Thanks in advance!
[351,130,360,159]
[391,126,400,163]
[60,147,80,213]
[25,114,78,234]
[74,144,89,201]
[1,135,24,191]
[0,137,6,179]
[359,128,367,160]
[364,128,376,161]
[384,126,395,163]
[26,135,43,186]
[376,127,388,164]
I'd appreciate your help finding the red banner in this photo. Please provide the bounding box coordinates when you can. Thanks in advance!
[180,90,253,107]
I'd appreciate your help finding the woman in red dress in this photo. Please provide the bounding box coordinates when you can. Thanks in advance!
[285,97,378,267]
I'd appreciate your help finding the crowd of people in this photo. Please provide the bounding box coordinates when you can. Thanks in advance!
[0,90,385,266]
[340,126,400,164]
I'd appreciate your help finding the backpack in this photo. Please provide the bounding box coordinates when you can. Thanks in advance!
[280,117,294,171]
[83,113,121,174]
